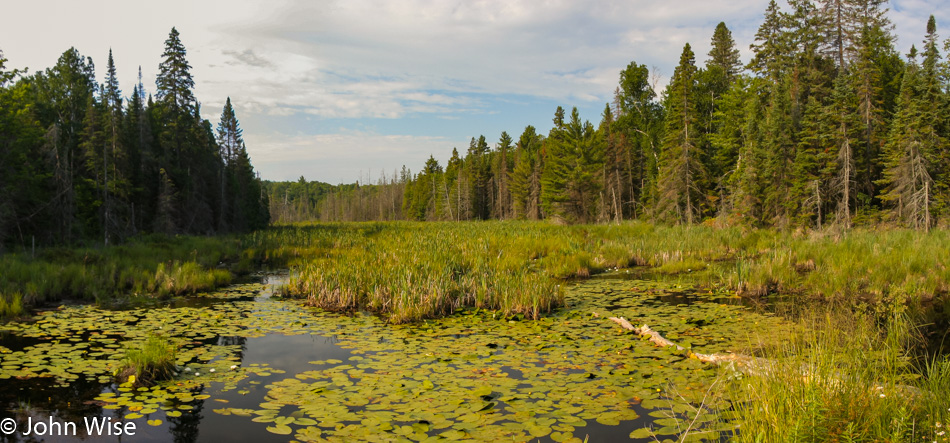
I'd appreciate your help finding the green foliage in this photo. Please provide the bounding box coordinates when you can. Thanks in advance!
[0,233,274,311]
[657,43,707,224]
[120,334,177,384]
[727,308,949,443]
[540,107,605,223]
[0,29,267,250]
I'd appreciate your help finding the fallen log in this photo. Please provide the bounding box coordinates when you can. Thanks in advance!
[606,316,925,399]
[607,316,771,375]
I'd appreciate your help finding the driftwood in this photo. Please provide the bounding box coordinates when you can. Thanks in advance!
[606,316,926,399]
[607,316,772,375]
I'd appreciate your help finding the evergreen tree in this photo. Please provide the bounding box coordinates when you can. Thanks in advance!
[0,50,48,246]
[541,107,604,223]
[708,22,743,81]
[216,97,243,230]
[510,126,542,219]
[613,62,662,218]
[656,44,707,224]
[156,27,195,113]
[850,2,900,205]
[493,131,513,219]
[749,0,789,79]
[878,48,933,229]
[31,48,97,243]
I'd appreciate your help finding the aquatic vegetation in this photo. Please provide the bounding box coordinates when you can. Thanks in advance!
[0,277,796,442]
[725,308,950,442]
[280,222,753,323]
[728,229,950,303]
[119,335,177,385]
[273,222,950,324]
[0,234,277,317]
[0,291,24,318]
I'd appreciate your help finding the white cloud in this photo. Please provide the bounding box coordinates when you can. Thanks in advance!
[4,0,950,182]
[244,131,466,183]
[190,0,772,118]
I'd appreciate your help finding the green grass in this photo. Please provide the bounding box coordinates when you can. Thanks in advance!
[119,334,177,385]
[277,221,760,323]
[0,291,24,318]
[269,221,950,323]
[0,233,280,318]
[6,221,950,323]
[724,306,950,443]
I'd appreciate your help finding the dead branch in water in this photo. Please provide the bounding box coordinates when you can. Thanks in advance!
[607,316,771,375]
[606,316,925,399]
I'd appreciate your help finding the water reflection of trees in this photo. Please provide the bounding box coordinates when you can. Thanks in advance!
[167,385,206,443]
[0,378,105,442]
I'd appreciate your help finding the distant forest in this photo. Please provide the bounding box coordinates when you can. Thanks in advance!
[268,1,950,230]
[0,28,269,249]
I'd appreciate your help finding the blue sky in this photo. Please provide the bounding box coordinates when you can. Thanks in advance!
[2,0,948,183]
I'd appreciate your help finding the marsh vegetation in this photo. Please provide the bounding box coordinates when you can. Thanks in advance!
[1,221,949,442]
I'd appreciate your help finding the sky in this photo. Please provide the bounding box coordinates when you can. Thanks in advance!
[2,0,948,184]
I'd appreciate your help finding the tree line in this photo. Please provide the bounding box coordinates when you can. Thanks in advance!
[272,0,950,230]
[0,28,269,250]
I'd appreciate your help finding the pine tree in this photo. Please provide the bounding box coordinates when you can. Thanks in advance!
[100,49,131,243]
[0,51,47,245]
[849,2,899,204]
[156,27,195,113]
[708,22,743,81]
[656,43,707,224]
[32,48,97,243]
[729,78,772,226]
[878,48,933,229]
[601,103,624,222]
[494,131,513,219]
[510,126,542,219]
[614,62,662,218]
[216,97,244,230]
[541,107,604,223]
[919,16,950,219]
[749,0,789,79]
[763,76,797,226]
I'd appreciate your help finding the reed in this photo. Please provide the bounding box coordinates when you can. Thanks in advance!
[724,306,950,442]
[0,234,273,317]
[118,334,177,385]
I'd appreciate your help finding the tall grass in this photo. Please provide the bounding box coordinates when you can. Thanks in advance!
[726,306,950,442]
[119,334,177,385]
[0,234,275,318]
[728,229,950,303]
[275,222,950,322]
[280,221,754,323]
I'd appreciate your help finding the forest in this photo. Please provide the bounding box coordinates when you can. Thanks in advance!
[268,1,950,231]
[0,27,269,250]
[2,3,950,442]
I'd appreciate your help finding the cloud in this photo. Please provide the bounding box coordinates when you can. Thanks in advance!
[6,0,949,183]
[191,0,770,121]
[222,49,273,68]
[244,131,466,182]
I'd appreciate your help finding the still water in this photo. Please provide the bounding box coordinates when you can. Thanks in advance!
[0,273,790,442]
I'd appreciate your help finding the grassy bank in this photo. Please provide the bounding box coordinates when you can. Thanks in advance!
[275,221,950,322]
[0,234,278,318]
[6,221,950,322]
[722,307,950,443]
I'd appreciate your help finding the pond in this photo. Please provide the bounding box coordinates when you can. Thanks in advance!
[0,273,795,442]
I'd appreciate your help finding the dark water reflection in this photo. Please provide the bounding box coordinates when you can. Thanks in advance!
[0,272,745,443]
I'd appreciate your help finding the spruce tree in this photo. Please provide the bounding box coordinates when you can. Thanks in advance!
[878,48,933,229]
[510,126,542,219]
[541,107,604,223]
[708,22,743,81]
[656,44,706,224]
[156,27,195,113]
